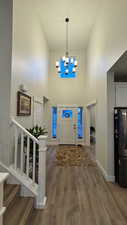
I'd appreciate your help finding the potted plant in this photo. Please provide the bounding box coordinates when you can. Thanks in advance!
[24,125,48,176]
[24,125,48,152]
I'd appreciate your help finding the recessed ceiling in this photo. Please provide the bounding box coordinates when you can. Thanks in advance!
[36,0,101,50]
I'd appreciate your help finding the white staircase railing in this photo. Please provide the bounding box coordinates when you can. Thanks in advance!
[11,118,47,208]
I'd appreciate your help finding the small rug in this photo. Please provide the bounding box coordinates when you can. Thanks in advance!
[55,146,96,167]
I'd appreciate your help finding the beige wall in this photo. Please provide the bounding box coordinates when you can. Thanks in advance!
[0,0,13,165]
[49,50,86,104]
[86,0,127,178]
[47,50,86,141]
[0,0,49,165]
[11,0,49,129]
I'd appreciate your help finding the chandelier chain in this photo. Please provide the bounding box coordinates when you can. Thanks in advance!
[66,18,69,57]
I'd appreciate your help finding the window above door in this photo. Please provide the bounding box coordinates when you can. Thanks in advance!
[62,110,73,119]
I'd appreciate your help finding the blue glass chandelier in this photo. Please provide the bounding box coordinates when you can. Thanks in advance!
[56,18,78,78]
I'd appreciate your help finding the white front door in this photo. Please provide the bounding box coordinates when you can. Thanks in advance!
[58,107,77,145]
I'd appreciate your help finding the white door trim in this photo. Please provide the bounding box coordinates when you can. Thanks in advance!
[57,105,84,145]
[85,100,97,150]
[57,104,82,108]
[34,97,43,104]
[86,100,97,108]
[33,97,44,127]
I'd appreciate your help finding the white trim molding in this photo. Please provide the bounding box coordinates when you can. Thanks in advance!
[86,100,97,108]
[36,196,47,209]
[57,104,82,108]
[0,173,9,184]
[96,160,108,180]
[33,97,43,104]
[96,160,115,182]
[0,173,9,225]
[0,207,6,217]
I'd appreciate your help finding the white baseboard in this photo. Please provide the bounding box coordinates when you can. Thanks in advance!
[96,160,115,182]
[107,176,115,182]
[96,160,108,180]
[48,140,59,146]
[48,142,58,146]
[36,196,47,209]
[0,207,6,217]
[48,140,85,146]
[84,143,91,148]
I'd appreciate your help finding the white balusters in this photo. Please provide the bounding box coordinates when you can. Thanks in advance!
[12,118,47,209]
[20,131,24,173]
[33,141,36,183]
[14,126,18,170]
[26,136,30,178]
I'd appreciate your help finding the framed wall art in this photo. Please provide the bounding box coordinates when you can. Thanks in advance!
[17,91,31,116]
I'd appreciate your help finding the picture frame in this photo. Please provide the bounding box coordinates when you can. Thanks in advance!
[17,91,31,116]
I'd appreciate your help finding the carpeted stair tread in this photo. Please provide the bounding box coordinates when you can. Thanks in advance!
[4,184,20,208]
[4,196,34,225]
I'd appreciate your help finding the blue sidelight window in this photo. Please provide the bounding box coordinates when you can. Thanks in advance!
[52,107,57,138]
[77,107,83,139]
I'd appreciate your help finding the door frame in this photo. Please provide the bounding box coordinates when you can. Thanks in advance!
[85,100,97,152]
[57,104,85,145]
[33,97,43,127]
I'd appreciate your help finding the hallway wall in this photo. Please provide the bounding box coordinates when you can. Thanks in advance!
[0,0,13,165]
[6,0,50,165]
[11,0,49,129]
[47,50,86,142]
[85,0,127,178]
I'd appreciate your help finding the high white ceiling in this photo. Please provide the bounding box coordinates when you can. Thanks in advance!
[37,0,101,50]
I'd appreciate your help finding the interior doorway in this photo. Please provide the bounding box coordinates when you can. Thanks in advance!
[86,101,96,156]
[107,50,127,183]
[89,105,96,155]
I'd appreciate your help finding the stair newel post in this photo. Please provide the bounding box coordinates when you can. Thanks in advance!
[36,135,48,209]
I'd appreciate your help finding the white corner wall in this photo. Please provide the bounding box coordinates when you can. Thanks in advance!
[11,0,49,129]
[0,0,13,165]
[86,0,127,178]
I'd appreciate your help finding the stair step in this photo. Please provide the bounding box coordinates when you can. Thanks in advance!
[4,184,20,208]
[4,197,34,225]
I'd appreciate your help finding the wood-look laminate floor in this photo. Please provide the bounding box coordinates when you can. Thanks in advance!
[30,146,127,225]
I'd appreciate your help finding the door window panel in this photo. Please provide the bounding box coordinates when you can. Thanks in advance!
[62,110,73,119]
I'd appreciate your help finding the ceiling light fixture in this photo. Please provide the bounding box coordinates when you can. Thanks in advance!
[56,18,78,76]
